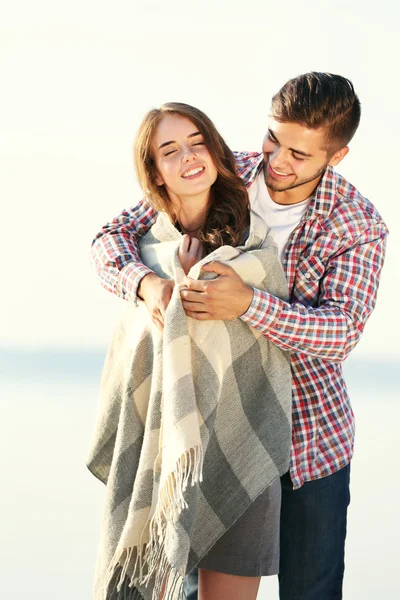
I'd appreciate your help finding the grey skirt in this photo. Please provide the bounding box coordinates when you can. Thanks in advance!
[197,477,281,577]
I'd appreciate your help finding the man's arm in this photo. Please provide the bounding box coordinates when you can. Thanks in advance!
[91,199,157,303]
[90,200,202,331]
[181,226,388,362]
[91,152,260,302]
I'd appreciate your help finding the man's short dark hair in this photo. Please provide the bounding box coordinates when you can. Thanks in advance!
[271,72,361,152]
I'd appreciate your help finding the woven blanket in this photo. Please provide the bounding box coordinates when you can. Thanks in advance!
[87,210,292,600]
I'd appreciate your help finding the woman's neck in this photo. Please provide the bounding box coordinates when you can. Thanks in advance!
[171,191,211,235]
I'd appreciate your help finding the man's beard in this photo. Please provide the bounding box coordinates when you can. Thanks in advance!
[264,162,328,193]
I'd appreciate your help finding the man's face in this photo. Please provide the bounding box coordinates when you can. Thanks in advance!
[262,118,332,193]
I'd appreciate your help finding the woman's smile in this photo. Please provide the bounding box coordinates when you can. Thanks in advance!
[181,166,205,179]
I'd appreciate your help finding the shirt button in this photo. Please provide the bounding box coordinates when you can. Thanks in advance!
[305,272,311,280]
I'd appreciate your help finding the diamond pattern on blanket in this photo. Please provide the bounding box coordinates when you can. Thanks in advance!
[166,374,199,425]
[188,487,227,558]
[88,430,117,484]
[109,435,144,512]
[189,320,233,386]
[147,390,162,431]
[232,340,291,472]
[131,469,155,511]
[191,341,220,429]
[200,430,251,528]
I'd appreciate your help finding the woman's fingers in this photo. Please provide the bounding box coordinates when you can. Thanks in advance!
[180,234,191,254]
[196,242,204,262]
[152,313,165,331]
[188,237,204,263]
[178,236,204,275]
[138,274,175,331]
[188,236,200,255]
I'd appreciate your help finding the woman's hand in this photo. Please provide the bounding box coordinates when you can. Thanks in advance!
[138,273,174,331]
[178,234,204,275]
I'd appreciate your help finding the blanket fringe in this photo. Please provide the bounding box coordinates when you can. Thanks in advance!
[104,445,203,600]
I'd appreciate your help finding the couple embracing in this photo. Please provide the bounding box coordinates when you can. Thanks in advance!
[87,72,388,600]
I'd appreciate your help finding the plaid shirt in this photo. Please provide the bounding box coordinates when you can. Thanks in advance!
[91,151,388,489]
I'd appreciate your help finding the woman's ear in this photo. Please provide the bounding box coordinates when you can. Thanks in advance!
[150,161,164,186]
[155,172,164,186]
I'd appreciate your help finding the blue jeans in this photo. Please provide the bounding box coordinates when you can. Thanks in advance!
[183,464,350,600]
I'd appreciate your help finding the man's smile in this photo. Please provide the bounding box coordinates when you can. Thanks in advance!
[267,163,294,179]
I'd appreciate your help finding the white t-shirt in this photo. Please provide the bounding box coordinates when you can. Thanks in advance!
[248,172,311,263]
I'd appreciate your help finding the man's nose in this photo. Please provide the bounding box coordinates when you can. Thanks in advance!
[269,146,289,167]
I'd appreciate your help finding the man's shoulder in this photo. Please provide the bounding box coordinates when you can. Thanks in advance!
[233,151,263,187]
[233,150,262,159]
[233,150,263,167]
[319,169,388,240]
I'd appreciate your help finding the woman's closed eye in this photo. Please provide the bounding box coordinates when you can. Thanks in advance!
[164,142,204,156]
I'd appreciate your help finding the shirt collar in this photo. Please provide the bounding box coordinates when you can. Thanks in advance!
[243,153,338,219]
[266,162,337,219]
[310,165,338,218]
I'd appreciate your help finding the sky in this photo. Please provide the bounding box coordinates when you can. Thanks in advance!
[1,0,399,359]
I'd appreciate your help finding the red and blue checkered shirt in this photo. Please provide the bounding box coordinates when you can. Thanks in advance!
[91,151,388,489]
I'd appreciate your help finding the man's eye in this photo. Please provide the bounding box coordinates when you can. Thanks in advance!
[292,154,305,161]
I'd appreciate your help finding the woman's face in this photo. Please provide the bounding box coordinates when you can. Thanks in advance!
[151,114,218,203]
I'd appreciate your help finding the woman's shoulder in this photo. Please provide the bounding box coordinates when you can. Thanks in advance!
[238,209,269,251]
[140,212,182,246]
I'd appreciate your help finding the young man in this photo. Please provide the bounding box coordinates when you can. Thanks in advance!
[91,73,388,599]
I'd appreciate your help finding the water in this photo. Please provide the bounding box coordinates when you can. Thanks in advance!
[0,350,398,599]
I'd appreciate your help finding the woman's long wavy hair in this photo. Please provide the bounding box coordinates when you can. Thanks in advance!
[134,102,250,252]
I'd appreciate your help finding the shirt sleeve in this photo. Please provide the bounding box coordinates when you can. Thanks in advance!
[240,225,388,362]
[91,199,158,303]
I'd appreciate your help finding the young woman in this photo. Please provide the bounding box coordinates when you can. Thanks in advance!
[87,103,291,600]
[134,103,250,284]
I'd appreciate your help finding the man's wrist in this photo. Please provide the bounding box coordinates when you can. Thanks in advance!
[118,264,154,304]
[240,288,281,330]
[137,272,160,302]
[239,285,255,317]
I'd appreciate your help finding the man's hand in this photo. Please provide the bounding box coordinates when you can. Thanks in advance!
[138,273,174,331]
[178,234,204,275]
[180,261,254,320]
